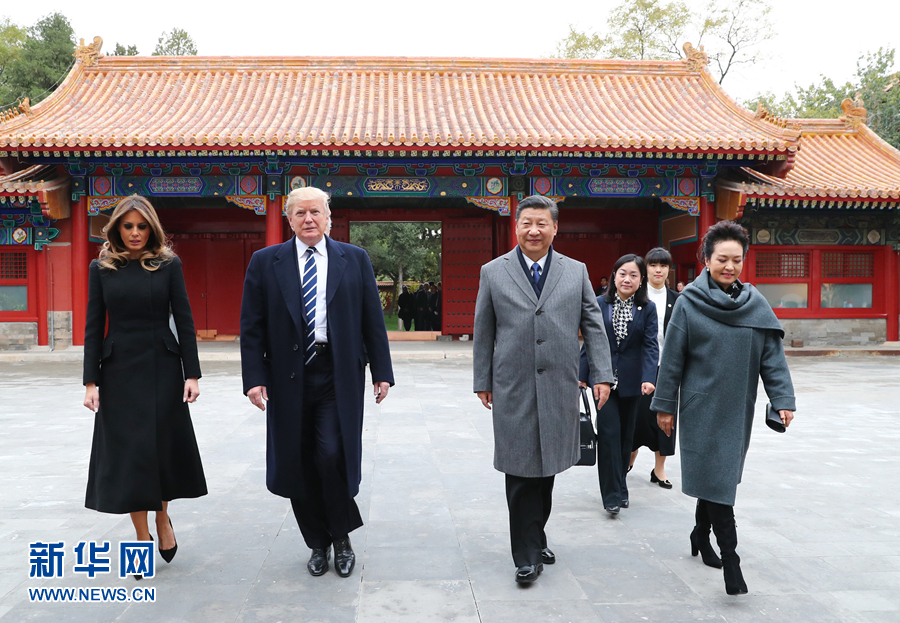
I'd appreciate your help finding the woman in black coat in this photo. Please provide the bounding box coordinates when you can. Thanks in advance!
[580,254,658,515]
[82,195,206,567]
[630,247,679,488]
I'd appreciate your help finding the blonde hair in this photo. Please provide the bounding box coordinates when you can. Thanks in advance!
[285,186,331,218]
[98,195,175,271]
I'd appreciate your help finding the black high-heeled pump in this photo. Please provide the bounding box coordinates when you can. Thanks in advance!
[159,518,178,563]
[650,469,673,489]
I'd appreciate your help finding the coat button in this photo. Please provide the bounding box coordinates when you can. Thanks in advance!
[537,339,544,344]
[293,344,299,351]
[535,310,543,315]
[537,368,545,374]
[290,372,296,379]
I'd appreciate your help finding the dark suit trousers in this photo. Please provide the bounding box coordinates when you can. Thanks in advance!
[596,389,640,507]
[505,474,554,567]
[290,351,363,549]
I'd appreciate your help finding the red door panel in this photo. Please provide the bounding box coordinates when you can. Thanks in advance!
[173,239,207,332]
[206,239,246,335]
[442,217,493,335]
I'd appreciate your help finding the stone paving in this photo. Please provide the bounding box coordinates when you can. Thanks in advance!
[1,354,899,622]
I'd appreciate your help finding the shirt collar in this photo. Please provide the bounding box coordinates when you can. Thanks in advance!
[296,236,328,257]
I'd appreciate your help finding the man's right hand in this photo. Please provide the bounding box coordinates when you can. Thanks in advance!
[248,386,268,411]
[477,391,492,410]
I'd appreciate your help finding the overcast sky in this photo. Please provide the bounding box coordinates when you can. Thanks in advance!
[3,0,898,107]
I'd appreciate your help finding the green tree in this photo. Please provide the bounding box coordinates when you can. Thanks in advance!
[553,26,607,60]
[110,43,139,56]
[2,12,75,104]
[350,222,442,313]
[153,28,197,56]
[553,0,773,84]
[746,48,899,149]
[0,17,27,105]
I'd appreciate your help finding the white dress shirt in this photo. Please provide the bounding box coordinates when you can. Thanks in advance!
[295,236,329,343]
[647,284,668,364]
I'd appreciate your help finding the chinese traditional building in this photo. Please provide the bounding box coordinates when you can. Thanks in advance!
[1,38,898,349]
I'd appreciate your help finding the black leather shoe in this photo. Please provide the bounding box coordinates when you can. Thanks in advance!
[605,505,620,515]
[333,537,355,578]
[308,547,331,576]
[515,563,543,584]
[621,499,630,509]
[159,518,177,564]
[651,469,673,489]
[541,548,555,564]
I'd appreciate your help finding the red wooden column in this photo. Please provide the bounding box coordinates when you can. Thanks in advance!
[695,196,717,275]
[266,196,283,247]
[508,195,518,252]
[72,196,89,345]
[35,249,48,346]
[887,246,900,342]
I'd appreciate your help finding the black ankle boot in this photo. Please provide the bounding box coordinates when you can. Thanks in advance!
[690,499,722,569]
[706,501,748,595]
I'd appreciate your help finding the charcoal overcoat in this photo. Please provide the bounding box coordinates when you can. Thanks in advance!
[240,237,394,499]
[473,248,614,478]
[650,269,796,505]
[83,257,207,514]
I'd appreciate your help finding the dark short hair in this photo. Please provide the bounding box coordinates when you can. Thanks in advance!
[699,221,750,262]
[604,254,649,306]
[645,246,672,266]
[516,195,559,222]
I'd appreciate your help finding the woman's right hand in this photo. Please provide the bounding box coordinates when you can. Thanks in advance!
[657,413,674,437]
[84,383,99,412]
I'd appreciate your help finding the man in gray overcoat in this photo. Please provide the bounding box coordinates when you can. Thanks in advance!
[473,195,614,584]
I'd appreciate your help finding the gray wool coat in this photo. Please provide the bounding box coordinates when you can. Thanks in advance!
[473,248,614,478]
[650,269,796,506]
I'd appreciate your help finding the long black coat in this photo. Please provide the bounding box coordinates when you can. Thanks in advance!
[240,237,394,499]
[83,257,207,514]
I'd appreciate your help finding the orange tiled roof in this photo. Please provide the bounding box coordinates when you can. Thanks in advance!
[0,164,68,194]
[730,120,900,200]
[0,54,800,152]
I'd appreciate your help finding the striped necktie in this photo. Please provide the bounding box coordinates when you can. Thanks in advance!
[302,247,317,365]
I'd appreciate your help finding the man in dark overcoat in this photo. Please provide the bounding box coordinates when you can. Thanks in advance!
[240,186,394,578]
[414,283,429,330]
[473,195,614,584]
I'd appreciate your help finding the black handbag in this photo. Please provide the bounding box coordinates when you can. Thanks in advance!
[577,387,597,466]
[765,403,786,433]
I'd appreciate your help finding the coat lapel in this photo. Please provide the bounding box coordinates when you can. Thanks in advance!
[502,250,539,306]
[325,236,346,306]
[273,238,305,339]
[535,253,564,312]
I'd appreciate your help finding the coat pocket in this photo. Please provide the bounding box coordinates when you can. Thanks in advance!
[101,339,114,361]
[163,333,181,356]
[679,392,705,413]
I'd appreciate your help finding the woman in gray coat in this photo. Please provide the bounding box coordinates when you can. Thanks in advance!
[651,221,795,596]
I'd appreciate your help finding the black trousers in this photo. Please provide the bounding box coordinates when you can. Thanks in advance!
[401,316,413,331]
[505,474,554,567]
[596,389,640,507]
[289,351,363,550]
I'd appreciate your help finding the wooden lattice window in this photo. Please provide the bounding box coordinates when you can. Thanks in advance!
[0,252,28,279]
[821,252,874,278]
[756,252,809,278]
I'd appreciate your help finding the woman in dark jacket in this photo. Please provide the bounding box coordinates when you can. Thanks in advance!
[82,195,207,569]
[630,247,679,488]
[580,254,658,515]
[652,221,795,596]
